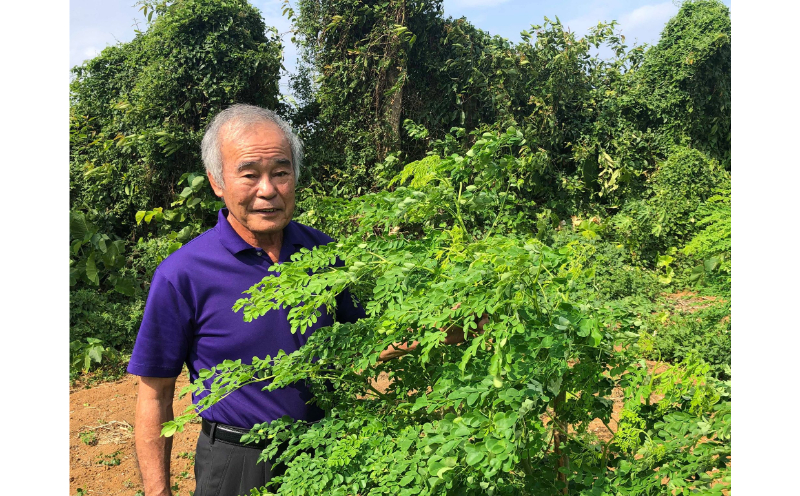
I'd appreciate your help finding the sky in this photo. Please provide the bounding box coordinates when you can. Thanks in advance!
[70,0,732,94]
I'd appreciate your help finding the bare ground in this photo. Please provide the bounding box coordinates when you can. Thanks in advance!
[69,373,200,496]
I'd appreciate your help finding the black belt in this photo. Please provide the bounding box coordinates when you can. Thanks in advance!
[201,418,267,449]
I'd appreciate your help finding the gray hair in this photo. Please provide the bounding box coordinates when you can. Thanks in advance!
[201,104,303,188]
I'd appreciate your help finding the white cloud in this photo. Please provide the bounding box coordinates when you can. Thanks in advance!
[82,46,99,59]
[619,2,676,29]
[562,13,610,35]
[617,2,678,44]
[561,1,620,37]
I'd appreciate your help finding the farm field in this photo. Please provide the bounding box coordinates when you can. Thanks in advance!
[70,373,199,496]
[69,0,731,494]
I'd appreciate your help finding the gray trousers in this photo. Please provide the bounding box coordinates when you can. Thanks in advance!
[193,430,281,496]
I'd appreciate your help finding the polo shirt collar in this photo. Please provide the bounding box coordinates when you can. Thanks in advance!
[216,208,317,257]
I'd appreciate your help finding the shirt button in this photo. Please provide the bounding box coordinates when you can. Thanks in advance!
[256,250,262,256]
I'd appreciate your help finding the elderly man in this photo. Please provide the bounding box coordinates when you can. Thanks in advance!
[127,104,366,496]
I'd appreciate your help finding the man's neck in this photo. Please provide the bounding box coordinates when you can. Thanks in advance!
[254,231,283,263]
[226,213,284,263]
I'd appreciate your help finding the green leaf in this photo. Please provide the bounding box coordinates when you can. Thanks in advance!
[85,252,99,285]
[589,327,603,347]
[87,344,104,364]
[547,376,562,396]
[161,422,179,437]
[485,437,506,454]
[577,318,596,337]
[71,239,84,256]
[689,265,705,283]
[114,277,137,296]
[704,257,720,272]
[168,242,183,255]
[399,474,415,485]
[70,211,91,240]
[465,450,485,466]
[495,412,518,431]
[437,466,454,477]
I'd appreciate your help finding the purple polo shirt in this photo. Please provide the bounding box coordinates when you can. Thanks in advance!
[127,208,364,428]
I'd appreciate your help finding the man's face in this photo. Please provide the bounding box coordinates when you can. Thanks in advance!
[209,121,296,240]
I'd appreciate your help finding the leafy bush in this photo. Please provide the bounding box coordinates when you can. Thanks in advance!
[605,353,730,495]
[70,290,145,350]
[624,0,731,167]
[165,132,729,495]
[682,190,731,290]
[69,210,138,295]
[612,146,729,261]
[587,241,662,302]
[70,290,145,381]
[290,0,641,206]
[70,0,283,241]
[135,171,224,256]
[642,301,731,380]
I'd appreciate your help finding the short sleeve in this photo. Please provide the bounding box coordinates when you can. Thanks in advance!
[127,269,194,377]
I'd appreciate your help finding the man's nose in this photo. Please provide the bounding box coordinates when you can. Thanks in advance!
[256,176,277,198]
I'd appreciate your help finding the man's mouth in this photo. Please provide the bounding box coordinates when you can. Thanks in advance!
[254,208,280,213]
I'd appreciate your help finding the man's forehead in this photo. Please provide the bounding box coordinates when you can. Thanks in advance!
[220,118,284,141]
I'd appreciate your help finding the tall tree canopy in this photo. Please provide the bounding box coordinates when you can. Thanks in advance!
[70,0,284,238]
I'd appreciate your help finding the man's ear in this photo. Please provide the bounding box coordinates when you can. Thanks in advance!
[207,171,225,198]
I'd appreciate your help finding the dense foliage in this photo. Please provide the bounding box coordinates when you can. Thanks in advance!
[287,0,730,210]
[70,0,731,493]
[168,129,730,495]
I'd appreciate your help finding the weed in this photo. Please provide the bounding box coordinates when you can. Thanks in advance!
[177,451,195,461]
[96,451,122,466]
[79,431,97,446]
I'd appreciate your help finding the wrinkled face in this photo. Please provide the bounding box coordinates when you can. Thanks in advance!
[209,121,296,240]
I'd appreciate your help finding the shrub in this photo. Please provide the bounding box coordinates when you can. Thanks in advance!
[682,189,731,290]
[70,289,145,352]
[612,146,729,261]
[643,301,731,379]
[165,132,729,495]
[623,0,731,166]
[70,0,283,241]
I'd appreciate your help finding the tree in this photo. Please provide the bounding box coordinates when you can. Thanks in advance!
[622,0,731,167]
[70,0,284,239]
